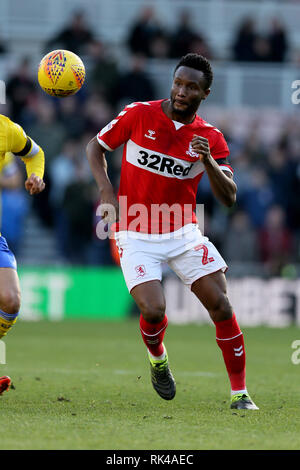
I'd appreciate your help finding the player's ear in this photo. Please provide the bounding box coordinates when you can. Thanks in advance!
[203,89,211,100]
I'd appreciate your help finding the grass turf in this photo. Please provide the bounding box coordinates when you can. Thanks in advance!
[0,319,299,450]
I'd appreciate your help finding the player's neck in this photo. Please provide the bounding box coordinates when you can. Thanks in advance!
[161,99,197,125]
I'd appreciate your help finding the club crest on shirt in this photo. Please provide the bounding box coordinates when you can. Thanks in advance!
[135,265,146,277]
[186,142,199,159]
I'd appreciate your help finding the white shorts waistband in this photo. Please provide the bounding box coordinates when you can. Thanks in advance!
[114,223,201,242]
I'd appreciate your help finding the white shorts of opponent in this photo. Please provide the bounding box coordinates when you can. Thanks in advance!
[115,223,228,293]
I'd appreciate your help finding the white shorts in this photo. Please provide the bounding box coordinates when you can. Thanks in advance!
[115,224,228,292]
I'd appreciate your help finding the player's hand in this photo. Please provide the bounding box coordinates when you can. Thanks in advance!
[191,135,212,164]
[100,186,119,223]
[25,173,46,195]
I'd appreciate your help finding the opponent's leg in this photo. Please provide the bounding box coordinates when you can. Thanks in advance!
[0,268,21,339]
[131,280,176,400]
[192,270,258,409]
[0,268,20,395]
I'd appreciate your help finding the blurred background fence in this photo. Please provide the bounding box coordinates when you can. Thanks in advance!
[0,0,299,325]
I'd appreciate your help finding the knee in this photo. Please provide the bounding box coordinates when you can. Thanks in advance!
[140,299,166,323]
[208,294,233,323]
[0,289,21,315]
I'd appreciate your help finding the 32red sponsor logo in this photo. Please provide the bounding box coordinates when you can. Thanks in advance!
[137,151,194,177]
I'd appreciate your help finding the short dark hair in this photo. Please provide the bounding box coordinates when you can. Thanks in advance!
[174,53,213,89]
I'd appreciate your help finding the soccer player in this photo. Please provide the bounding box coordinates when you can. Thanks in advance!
[0,114,45,395]
[86,53,258,410]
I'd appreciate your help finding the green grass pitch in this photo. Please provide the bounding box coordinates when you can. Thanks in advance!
[0,319,299,450]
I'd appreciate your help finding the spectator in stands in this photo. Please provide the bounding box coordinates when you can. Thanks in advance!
[222,210,259,263]
[29,99,67,227]
[61,158,95,264]
[252,35,273,62]
[58,96,87,138]
[87,40,121,104]
[0,29,7,54]
[30,99,66,163]
[84,93,113,136]
[267,146,294,211]
[170,9,212,59]
[243,123,268,165]
[231,151,253,199]
[188,35,213,60]
[148,31,170,59]
[259,205,293,275]
[49,139,78,210]
[45,10,95,55]
[114,54,156,107]
[49,139,78,258]
[6,57,37,124]
[269,18,288,62]
[127,6,168,58]
[170,10,199,58]
[232,17,258,61]
[240,167,275,228]
[287,152,300,231]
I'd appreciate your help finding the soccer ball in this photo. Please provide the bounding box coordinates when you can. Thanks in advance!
[38,49,85,97]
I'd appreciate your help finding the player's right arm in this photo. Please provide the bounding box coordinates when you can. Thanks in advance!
[86,102,140,221]
[86,137,119,221]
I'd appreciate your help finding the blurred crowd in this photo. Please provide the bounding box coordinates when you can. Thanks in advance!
[125,8,290,63]
[197,107,300,277]
[0,8,299,277]
[0,7,292,62]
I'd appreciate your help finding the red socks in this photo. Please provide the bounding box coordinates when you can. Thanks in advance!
[139,314,168,357]
[139,312,246,392]
[214,313,246,392]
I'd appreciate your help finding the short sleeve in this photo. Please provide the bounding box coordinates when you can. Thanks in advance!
[0,115,26,154]
[97,102,140,152]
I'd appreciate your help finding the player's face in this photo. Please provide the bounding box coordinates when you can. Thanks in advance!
[170,66,210,116]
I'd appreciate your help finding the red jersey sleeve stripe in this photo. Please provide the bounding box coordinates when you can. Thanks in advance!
[97,135,114,152]
[219,164,234,175]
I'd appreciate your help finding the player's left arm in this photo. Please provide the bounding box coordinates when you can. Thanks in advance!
[10,121,45,195]
[191,133,236,207]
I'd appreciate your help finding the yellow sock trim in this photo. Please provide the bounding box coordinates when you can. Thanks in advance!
[0,317,17,339]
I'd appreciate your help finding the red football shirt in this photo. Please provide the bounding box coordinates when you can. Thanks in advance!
[97,99,232,234]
